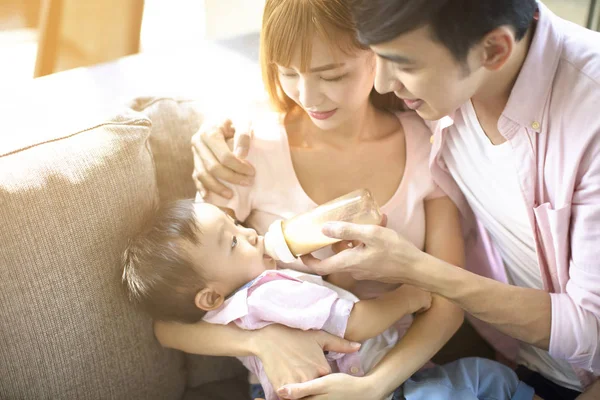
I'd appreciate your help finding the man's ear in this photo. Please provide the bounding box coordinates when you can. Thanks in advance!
[480,26,514,71]
[194,288,224,311]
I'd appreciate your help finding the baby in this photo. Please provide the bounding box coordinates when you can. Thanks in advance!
[122,199,534,400]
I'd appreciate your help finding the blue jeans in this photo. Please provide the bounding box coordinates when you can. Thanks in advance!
[394,358,534,400]
[251,357,534,400]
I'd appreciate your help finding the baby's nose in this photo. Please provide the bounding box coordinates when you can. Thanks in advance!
[246,229,258,246]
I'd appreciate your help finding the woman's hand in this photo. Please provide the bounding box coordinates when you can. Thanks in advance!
[252,325,361,391]
[191,118,255,198]
[303,221,429,285]
[276,373,385,400]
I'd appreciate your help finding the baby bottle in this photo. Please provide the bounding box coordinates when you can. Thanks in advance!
[264,189,382,262]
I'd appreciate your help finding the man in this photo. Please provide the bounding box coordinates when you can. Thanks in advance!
[192,1,600,398]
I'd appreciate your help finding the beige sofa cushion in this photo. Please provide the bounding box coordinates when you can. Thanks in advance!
[0,110,185,399]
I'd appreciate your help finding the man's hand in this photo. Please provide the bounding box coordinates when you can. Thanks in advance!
[191,118,255,199]
[302,221,428,285]
[252,325,361,390]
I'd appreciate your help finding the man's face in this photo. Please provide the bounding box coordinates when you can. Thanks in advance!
[371,25,485,120]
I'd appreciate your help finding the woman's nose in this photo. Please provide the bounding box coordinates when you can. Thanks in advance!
[298,77,322,109]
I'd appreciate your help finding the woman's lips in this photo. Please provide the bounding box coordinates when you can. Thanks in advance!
[308,109,337,120]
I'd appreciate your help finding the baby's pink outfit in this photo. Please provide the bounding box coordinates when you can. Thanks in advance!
[203,269,397,400]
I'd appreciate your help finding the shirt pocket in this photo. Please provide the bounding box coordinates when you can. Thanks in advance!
[533,203,571,291]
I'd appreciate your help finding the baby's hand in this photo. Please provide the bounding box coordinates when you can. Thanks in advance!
[397,284,432,314]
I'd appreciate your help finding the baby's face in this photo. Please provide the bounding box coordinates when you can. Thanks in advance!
[190,202,276,296]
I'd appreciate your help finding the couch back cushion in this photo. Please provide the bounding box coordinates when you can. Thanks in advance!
[0,110,185,399]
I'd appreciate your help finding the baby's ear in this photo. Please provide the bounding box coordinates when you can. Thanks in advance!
[194,288,224,311]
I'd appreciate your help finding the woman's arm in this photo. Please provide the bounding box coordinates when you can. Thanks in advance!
[155,320,256,357]
[154,320,361,388]
[366,295,464,398]
[366,197,465,397]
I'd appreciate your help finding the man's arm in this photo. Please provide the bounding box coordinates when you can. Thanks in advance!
[414,258,552,349]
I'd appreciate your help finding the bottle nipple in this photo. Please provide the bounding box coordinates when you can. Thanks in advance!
[264,219,297,263]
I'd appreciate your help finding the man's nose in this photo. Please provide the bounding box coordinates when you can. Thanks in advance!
[374,59,403,94]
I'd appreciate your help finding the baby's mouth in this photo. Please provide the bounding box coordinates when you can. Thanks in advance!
[262,253,276,268]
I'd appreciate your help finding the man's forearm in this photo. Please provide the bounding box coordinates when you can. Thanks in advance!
[414,255,552,349]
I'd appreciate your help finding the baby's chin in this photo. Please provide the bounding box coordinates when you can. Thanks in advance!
[262,254,277,270]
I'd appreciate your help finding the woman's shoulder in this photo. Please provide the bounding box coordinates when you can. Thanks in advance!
[249,110,288,145]
[394,111,431,135]
[393,111,434,149]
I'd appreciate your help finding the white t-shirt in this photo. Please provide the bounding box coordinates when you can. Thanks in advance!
[441,101,582,391]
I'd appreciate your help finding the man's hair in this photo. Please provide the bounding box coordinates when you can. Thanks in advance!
[350,0,537,62]
[122,199,208,323]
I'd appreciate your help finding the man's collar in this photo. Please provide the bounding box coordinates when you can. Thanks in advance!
[502,3,563,132]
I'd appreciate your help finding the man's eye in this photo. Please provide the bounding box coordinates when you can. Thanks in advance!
[231,236,238,249]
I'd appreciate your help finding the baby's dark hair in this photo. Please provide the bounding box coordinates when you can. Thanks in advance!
[122,199,208,323]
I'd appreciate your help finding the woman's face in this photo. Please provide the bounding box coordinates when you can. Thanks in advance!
[276,35,376,130]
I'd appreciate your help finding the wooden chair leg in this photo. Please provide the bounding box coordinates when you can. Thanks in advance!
[34,0,62,78]
[127,0,145,54]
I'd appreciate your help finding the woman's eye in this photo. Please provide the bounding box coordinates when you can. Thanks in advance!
[231,236,238,249]
[321,74,346,82]
[279,72,297,78]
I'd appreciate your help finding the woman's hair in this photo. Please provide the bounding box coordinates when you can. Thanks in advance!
[259,0,405,114]
[350,0,537,63]
[122,199,208,323]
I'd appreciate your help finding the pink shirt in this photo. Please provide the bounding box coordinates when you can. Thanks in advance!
[427,3,600,388]
[203,270,381,400]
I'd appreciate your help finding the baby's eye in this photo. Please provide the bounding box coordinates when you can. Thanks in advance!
[231,236,238,249]
[234,219,241,226]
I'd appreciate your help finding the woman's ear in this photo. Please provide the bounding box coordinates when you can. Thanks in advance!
[194,288,224,311]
